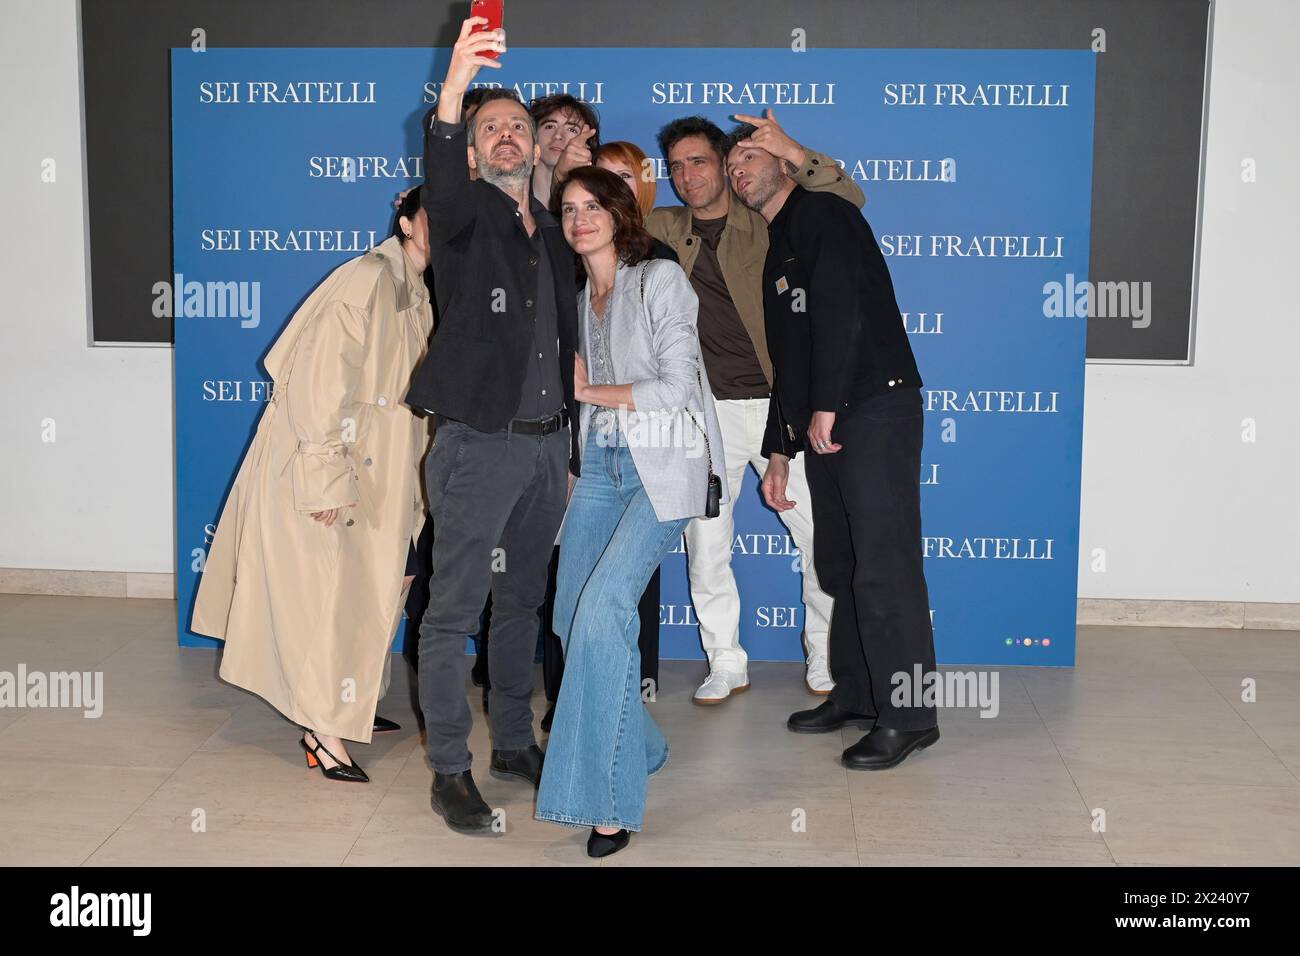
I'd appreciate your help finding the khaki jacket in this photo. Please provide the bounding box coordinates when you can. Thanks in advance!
[192,236,433,743]
[645,151,865,388]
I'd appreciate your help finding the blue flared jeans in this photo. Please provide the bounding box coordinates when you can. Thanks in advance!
[535,428,689,832]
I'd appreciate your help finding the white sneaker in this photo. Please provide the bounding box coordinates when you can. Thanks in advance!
[805,655,834,695]
[692,670,751,705]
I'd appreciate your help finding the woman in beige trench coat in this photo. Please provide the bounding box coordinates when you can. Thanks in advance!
[192,187,434,782]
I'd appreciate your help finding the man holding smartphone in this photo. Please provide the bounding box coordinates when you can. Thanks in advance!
[646,112,863,705]
[727,124,941,770]
[405,15,581,833]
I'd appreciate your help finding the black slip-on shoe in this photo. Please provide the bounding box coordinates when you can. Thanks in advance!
[787,699,877,734]
[841,725,940,771]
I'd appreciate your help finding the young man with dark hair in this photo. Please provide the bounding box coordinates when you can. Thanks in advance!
[528,92,600,208]
[727,123,940,771]
[646,110,862,704]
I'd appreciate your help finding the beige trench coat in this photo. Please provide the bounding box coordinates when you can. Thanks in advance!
[192,235,433,743]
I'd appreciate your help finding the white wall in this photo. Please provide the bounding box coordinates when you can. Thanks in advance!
[0,0,1295,602]
[0,0,174,573]
[1076,0,1299,603]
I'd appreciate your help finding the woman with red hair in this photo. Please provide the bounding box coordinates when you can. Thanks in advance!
[595,141,657,219]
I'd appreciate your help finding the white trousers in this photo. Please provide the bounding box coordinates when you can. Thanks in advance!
[683,397,833,673]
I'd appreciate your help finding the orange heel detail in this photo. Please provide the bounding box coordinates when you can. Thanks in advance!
[298,730,368,783]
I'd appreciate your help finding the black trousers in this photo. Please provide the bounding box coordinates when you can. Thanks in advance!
[539,551,660,701]
[804,387,938,731]
[475,548,661,701]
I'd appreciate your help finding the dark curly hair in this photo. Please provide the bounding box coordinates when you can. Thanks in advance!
[556,166,655,275]
[724,122,761,155]
[657,115,728,166]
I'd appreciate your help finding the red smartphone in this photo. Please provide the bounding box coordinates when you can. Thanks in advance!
[469,0,505,59]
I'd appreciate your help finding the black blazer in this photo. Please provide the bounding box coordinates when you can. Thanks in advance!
[761,187,922,459]
[405,117,581,474]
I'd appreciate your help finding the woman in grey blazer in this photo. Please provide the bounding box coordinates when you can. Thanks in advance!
[535,166,726,857]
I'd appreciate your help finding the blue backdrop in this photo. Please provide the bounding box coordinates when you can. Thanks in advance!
[173,46,1095,666]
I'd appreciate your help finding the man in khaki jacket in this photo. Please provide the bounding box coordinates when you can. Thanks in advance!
[646,110,865,703]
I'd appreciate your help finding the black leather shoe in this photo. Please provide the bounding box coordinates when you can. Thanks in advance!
[587,828,631,858]
[540,703,556,733]
[372,715,401,734]
[787,699,877,734]
[430,770,496,834]
[842,726,940,771]
[490,744,544,788]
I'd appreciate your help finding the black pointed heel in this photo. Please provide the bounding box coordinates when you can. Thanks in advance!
[300,731,369,783]
[587,828,631,858]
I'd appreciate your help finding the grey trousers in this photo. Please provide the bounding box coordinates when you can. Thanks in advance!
[417,418,569,774]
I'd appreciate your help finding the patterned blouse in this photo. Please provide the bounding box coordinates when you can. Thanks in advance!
[588,292,623,443]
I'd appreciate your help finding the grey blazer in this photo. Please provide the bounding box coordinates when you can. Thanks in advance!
[576,258,728,522]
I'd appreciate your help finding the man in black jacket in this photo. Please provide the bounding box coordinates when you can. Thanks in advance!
[405,17,579,833]
[727,123,940,771]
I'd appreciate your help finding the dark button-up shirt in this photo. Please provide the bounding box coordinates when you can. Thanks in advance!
[515,224,564,420]
[406,115,581,473]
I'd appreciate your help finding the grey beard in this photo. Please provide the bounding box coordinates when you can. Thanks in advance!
[478,155,533,194]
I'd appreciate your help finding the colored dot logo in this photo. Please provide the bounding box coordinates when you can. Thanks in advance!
[1042,638,1052,647]
[1004,637,1013,646]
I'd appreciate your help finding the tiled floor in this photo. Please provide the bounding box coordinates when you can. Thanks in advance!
[2,593,1297,866]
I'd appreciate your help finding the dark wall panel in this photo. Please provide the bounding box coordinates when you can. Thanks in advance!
[80,0,1210,360]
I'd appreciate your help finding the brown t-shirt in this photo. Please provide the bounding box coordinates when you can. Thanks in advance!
[689,216,770,401]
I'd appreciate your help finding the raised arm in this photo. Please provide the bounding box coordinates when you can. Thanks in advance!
[793,149,864,208]
[733,109,865,208]
[422,15,505,243]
